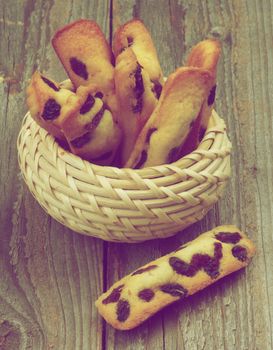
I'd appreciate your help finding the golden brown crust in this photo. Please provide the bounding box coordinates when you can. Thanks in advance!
[52,19,112,67]
[51,19,118,116]
[180,40,221,156]
[125,67,214,168]
[114,48,158,165]
[186,39,221,78]
[113,19,164,84]
[26,71,75,140]
[95,225,256,330]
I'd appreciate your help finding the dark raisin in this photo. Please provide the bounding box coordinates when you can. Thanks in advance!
[214,242,223,259]
[131,264,158,276]
[152,80,163,99]
[134,150,147,169]
[127,36,134,46]
[160,283,188,298]
[138,289,155,302]
[70,132,91,148]
[132,63,144,113]
[232,245,248,262]
[41,76,59,91]
[202,243,222,279]
[145,128,157,144]
[132,95,143,113]
[102,284,124,304]
[116,299,130,322]
[80,94,95,114]
[215,232,241,244]
[95,91,104,99]
[207,85,217,106]
[167,146,180,163]
[91,151,112,162]
[70,57,88,80]
[170,243,222,279]
[191,253,210,270]
[85,106,105,131]
[41,99,61,120]
[199,127,206,142]
[169,256,196,277]
[203,258,221,278]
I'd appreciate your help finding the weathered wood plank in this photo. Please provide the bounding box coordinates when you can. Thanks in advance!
[0,1,111,349]
[105,1,273,349]
[1,0,273,349]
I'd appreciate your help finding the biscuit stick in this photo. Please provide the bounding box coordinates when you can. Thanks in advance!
[180,39,221,156]
[96,225,255,330]
[114,48,159,165]
[52,19,118,116]
[113,19,164,90]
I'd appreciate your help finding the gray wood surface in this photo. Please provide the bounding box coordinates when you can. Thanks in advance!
[0,0,272,349]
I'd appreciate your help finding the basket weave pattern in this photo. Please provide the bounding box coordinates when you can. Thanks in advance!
[17,110,231,242]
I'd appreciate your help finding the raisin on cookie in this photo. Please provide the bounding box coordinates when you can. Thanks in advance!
[95,225,255,330]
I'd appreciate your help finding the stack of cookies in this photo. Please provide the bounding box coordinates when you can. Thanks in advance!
[26,19,221,168]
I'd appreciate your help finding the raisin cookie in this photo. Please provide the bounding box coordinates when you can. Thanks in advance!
[125,67,214,168]
[52,19,118,116]
[180,39,221,156]
[114,48,159,165]
[113,19,164,95]
[60,86,121,165]
[95,225,255,330]
[26,71,76,140]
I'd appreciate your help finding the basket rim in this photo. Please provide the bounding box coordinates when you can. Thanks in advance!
[18,109,230,176]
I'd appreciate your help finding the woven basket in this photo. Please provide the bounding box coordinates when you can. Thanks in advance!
[17,110,231,242]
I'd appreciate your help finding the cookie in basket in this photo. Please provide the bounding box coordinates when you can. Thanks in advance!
[60,86,121,165]
[52,19,118,117]
[114,48,159,165]
[113,19,164,94]
[180,39,221,156]
[26,71,76,140]
[125,66,214,168]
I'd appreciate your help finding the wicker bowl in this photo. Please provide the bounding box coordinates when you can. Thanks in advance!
[17,110,231,242]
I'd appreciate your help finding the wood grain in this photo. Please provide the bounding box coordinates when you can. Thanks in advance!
[0,0,273,349]
[105,1,273,350]
[0,1,110,349]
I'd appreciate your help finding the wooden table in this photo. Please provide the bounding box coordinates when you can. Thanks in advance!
[1,1,272,349]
